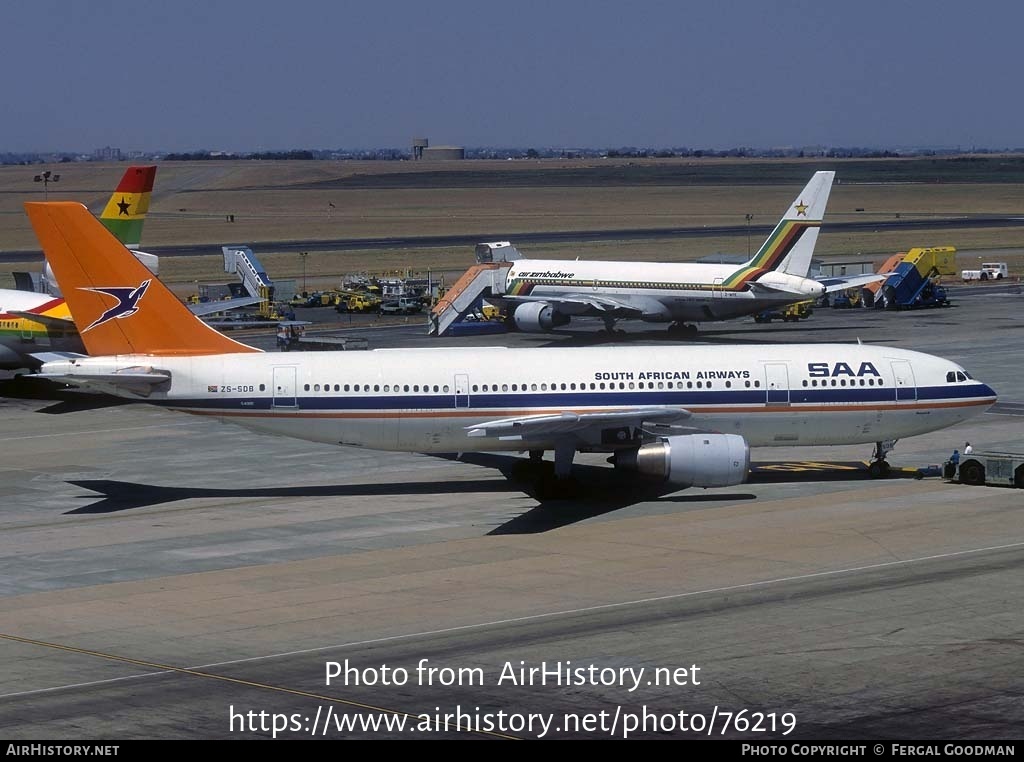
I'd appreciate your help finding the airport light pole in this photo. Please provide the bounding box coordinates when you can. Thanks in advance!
[745,214,754,257]
[300,252,308,295]
[34,170,61,200]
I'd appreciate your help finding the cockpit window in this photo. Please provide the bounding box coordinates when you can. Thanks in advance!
[956,371,967,382]
[946,371,956,383]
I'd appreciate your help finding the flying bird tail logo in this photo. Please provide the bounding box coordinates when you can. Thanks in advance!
[25,201,259,356]
[80,280,152,332]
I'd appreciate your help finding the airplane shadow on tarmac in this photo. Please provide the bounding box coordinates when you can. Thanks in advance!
[0,377,128,414]
[441,453,919,534]
[65,478,522,516]
[64,454,919,534]
[64,453,755,531]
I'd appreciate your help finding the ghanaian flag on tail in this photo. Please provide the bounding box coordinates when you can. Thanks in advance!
[99,165,156,249]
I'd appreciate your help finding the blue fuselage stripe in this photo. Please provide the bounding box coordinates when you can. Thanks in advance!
[155,383,993,412]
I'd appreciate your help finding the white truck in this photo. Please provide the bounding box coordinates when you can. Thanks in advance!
[948,450,1024,488]
[961,262,1009,281]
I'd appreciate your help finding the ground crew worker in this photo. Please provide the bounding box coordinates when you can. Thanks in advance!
[964,442,973,455]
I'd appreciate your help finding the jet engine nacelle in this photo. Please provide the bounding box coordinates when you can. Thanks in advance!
[513,302,570,333]
[612,433,749,488]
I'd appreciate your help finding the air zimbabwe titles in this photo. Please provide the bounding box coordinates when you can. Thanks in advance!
[595,369,751,381]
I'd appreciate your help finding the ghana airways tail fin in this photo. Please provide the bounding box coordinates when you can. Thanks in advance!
[24,202,259,357]
[745,171,834,277]
[99,165,157,249]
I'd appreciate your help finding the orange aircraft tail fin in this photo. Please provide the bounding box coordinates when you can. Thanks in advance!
[24,202,259,356]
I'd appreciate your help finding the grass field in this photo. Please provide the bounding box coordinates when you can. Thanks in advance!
[2,157,1022,290]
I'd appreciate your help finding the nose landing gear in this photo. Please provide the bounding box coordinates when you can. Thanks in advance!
[868,440,896,478]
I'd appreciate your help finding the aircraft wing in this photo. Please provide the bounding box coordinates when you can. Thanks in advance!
[819,273,887,293]
[9,311,75,330]
[465,407,691,441]
[500,292,642,315]
[188,296,264,317]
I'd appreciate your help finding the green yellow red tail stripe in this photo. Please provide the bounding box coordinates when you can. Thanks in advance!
[100,166,157,248]
[721,219,820,289]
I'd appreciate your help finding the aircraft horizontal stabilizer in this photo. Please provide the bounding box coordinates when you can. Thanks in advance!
[36,366,171,397]
[9,311,75,329]
[466,407,691,441]
[745,281,803,296]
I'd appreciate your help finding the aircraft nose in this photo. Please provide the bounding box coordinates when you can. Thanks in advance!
[978,382,997,400]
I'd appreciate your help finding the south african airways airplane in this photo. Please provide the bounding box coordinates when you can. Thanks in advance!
[26,202,996,494]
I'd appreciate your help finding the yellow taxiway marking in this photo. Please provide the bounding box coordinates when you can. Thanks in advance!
[0,632,519,740]
[755,461,865,472]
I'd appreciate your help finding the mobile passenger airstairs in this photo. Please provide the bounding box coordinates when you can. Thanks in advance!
[222,245,274,299]
[428,242,519,336]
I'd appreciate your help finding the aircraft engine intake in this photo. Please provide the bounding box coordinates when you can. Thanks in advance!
[612,433,749,487]
[513,302,570,332]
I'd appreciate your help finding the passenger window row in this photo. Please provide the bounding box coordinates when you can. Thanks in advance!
[296,380,773,394]
[801,378,884,387]
[304,383,450,393]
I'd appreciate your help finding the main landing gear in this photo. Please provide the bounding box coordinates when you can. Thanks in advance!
[600,315,626,334]
[513,443,581,499]
[668,322,698,338]
[868,440,896,479]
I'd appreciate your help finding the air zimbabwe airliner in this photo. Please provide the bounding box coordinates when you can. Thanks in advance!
[497,171,883,335]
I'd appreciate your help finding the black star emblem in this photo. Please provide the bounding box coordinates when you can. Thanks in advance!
[117,197,131,216]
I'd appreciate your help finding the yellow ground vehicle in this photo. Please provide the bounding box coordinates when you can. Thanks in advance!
[337,294,381,313]
[754,300,813,323]
[481,304,505,321]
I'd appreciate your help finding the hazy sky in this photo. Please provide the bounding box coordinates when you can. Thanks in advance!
[4,1,1023,152]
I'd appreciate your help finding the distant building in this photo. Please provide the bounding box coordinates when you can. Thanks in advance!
[411,138,464,161]
[421,146,464,161]
[93,146,122,161]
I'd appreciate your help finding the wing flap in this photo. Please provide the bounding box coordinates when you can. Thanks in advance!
[466,407,691,441]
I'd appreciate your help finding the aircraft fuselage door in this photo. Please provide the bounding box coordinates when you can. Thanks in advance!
[764,362,790,405]
[273,366,297,408]
[891,360,917,403]
[454,373,470,408]
[712,277,724,298]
